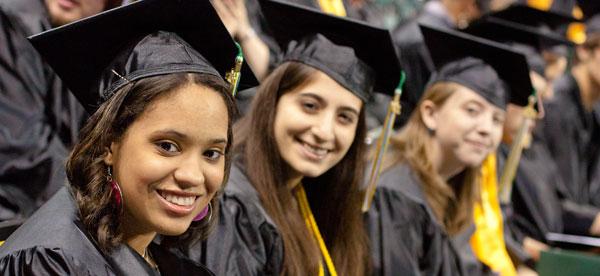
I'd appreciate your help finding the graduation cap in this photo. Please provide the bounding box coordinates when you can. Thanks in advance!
[465,16,575,50]
[28,0,258,114]
[576,1,600,35]
[463,17,575,75]
[258,0,401,101]
[487,3,579,30]
[577,0,600,19]
[420,24,533,108]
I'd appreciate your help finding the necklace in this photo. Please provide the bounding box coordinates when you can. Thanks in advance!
[143,248,159,271]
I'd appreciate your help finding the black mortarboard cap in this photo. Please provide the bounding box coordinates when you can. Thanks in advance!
[259,0,401,101]
[511,43,546,76]
[577,0,600,19]
[29,0,258,114]
[577,1,600,35]
[487,3,579,30]
[463,17,575,75]
[420,24,532,108]
[465,16,574,50]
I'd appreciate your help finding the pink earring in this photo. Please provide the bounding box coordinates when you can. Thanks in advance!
[107,166,123,208]
[193,202,212,222]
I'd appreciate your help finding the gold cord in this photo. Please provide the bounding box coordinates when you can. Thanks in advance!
[295,185,338,276]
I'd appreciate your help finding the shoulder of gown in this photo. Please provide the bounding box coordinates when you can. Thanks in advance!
[0,187,112,275]
[182,163,283,276]
[1,186,217,276]
[0,0,85,221]
[366,163,464,276]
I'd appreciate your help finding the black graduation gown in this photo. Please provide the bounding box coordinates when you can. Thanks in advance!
[592,103,600,205]
[181,162,284,275]
[451,224,495,276]
[537,73,600,207]
[0,187,214,275]
[365,163,465,276]
[498,143,599,246]
[390,1,454,126]
[0,0,86,221]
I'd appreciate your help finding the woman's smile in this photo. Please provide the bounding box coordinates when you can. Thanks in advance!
[295,137,331,161]
[156,189,201,216]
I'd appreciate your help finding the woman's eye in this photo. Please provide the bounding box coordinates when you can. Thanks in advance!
[338,113,354,124]
[465,106,479,116]
[204,150,224,161]
[156,141,179,153]
[301,101,318,112]
[493,115,505,125]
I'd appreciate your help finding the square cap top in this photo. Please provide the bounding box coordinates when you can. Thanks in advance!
[29,0,258,113]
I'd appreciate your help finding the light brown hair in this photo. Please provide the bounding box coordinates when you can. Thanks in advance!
[383,82,480,235]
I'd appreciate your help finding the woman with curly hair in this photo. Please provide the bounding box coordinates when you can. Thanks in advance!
[0,0,255,274]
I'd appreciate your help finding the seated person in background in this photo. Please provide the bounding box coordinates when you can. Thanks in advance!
[0,0,123,222]
[536,2,600,209]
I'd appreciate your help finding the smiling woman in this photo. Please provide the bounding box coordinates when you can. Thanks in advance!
[364,25,533,276]
[273,70,363,179]
[182,1,402,275]
[70,73,234,254]
[0,0,255,275]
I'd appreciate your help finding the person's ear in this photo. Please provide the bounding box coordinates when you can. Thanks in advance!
[103,142,119,166]
[420,99,439,134]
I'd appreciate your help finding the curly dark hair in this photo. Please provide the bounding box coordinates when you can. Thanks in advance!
[65,72,237,253]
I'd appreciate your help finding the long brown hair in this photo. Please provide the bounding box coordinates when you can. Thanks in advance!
[66,72,237,252]
[234,62,369,275]
[383,82,480,235]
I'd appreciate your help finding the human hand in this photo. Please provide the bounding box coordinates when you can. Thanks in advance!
[589,212,600,236]
[523,236,550,262]
[211,0,253,42]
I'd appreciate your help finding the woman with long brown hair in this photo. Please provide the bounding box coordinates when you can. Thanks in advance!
[0,1,256,274]
[366,25,533,276]
[182,1,401,275]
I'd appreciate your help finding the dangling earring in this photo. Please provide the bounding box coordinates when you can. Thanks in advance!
[193,202,212,222]
[107,166,123,209]
[427,127,436,136]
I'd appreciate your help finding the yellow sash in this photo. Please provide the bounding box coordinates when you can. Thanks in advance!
[470,154,517,276]
[295,185,338,276]
[316,0,346,17]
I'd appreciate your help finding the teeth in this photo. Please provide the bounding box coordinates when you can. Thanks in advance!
[303,142,327,157]
[160,192,195,206]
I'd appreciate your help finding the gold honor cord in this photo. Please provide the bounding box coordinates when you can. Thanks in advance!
[295,185,338,276]
[226,43,244,97]
[362,72,406,213]
[498,94,538,204]
[317,0,347,17]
